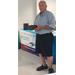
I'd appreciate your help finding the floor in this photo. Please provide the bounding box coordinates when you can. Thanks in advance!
[18,49,56,75]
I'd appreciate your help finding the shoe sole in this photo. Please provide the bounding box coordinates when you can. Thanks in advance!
[36,68,48,71]
[49,71,55,73]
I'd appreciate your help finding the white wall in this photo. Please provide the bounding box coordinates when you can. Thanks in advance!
[36,0,56,19]
[18,0,37,30]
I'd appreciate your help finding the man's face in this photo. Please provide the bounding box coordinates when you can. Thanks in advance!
[39,2,47,13]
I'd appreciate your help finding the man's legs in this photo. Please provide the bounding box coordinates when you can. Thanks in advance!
[47,56,53,68]
[39,54,53,68]
[36,53,48,71]
[36,53,54,72]
[39,53,46,66]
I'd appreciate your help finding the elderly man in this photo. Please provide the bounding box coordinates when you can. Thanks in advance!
[34,1,55,74]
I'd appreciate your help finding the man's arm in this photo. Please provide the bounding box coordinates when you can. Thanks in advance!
[34,25,53,31]
[42,25,53,30]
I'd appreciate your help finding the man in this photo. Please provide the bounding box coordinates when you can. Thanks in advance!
[34,1,55,74]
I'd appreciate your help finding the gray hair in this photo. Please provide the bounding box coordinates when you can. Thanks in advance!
[39,0,47,5]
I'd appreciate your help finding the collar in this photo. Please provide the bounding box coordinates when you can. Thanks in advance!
[39,10,47,16]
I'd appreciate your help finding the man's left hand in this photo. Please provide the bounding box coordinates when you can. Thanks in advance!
[34,25,42,31]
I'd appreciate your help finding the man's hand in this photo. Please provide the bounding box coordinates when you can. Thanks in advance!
[34,25,53,31]
[34,25,42,31]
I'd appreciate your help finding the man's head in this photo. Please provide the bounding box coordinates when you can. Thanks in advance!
[38,1,47,13]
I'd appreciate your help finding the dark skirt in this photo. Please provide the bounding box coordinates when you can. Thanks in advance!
[35,32,54,57]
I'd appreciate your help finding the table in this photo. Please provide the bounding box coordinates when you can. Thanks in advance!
[20,29,56,64]
[18,32,20,49]
[18,31,21,49]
